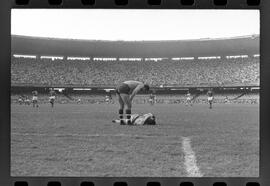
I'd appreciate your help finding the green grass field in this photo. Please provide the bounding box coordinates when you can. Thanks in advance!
[11,103,259,177]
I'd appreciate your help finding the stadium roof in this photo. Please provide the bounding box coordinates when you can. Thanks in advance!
[12,35,259,58]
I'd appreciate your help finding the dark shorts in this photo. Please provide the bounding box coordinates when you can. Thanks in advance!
[116,83,131,95]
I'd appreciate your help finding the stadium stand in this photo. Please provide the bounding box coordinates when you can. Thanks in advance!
[11,57,259,87]
[11,35,260,105]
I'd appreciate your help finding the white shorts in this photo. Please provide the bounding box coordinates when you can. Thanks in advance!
[50,96,55,100]
[208,97,213,101]
[32,96,38,101]
[187,97,191,101]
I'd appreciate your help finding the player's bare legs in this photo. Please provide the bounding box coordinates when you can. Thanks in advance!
[121,94,132,125]
[117,93,125,125]
[50,100,54,108]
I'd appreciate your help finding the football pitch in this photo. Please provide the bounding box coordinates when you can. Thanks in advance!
[11,103,259,177]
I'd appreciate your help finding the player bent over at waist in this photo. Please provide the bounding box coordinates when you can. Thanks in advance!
[116,80,150,125]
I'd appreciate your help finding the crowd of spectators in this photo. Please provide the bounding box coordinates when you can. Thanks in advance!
[11,57,259,87]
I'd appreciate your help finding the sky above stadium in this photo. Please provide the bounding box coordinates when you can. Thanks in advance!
[11,9,259,41]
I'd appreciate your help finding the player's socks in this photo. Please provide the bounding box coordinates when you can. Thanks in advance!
[126,109,131,125]
[119,109,124,124]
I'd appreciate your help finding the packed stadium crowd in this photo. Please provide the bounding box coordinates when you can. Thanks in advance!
[11,57,259,87]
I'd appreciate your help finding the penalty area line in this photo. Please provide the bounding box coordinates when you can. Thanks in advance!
[182,137,203,177]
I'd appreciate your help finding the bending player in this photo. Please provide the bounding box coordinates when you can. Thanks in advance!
[32,90,39,108]
[49,89,56,108]
[207,89,214,109]
[116,80,150,125]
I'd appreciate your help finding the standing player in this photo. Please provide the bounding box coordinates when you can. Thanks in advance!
[149,93,156,106]
[207,89,214,109]
[32,90,39,108]
[105,95,109,104]
[116,80,150,125]
[76,98,81,104]
[49,89,56,108]
[224,96,229,104]
[18,95,23,105]
[25,96,31,105]
[108,93,113,103]
[186,91,192,106]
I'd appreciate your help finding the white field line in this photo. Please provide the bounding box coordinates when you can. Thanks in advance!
[182,137,203,177]
[11,132,180,139]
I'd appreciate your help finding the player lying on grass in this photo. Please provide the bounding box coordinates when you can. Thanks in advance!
[116,80,150,125]
[112,113,156,125]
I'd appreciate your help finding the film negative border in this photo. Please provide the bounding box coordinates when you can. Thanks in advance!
[1,0,270,186]
[11,0,261,8]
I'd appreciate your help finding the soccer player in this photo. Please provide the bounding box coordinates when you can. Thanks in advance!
[186,91,192,106]
[25,96,31,105]
[49,89,56,108]
[149,93,156,106]
[224,96,229,104]
[116,80,150,125]
[105,95,111,104]
[18,95,23,105]
[207,89,214,109]
[32,90,39,108]
[112,113,156,125]
[76,98,81,104]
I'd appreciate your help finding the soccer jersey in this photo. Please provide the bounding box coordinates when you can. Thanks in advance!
[32,91,38,101]
[49,96,56,100]
[116,80,143,95]
[207,91,213,102]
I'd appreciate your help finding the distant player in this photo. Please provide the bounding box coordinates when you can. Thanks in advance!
[105,95,111,104]
[76,98,81,104]
[207,89,214,109]
[18,96,23,105]
[149,93,156,105]
[116,80,150,125]
[224,96,229,103]
[32,91,39,108]
[25,96,31,105]
[49,89,56,108]
[186,91,192,106]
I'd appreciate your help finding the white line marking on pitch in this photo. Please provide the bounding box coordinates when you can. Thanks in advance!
[182,137,203,177]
